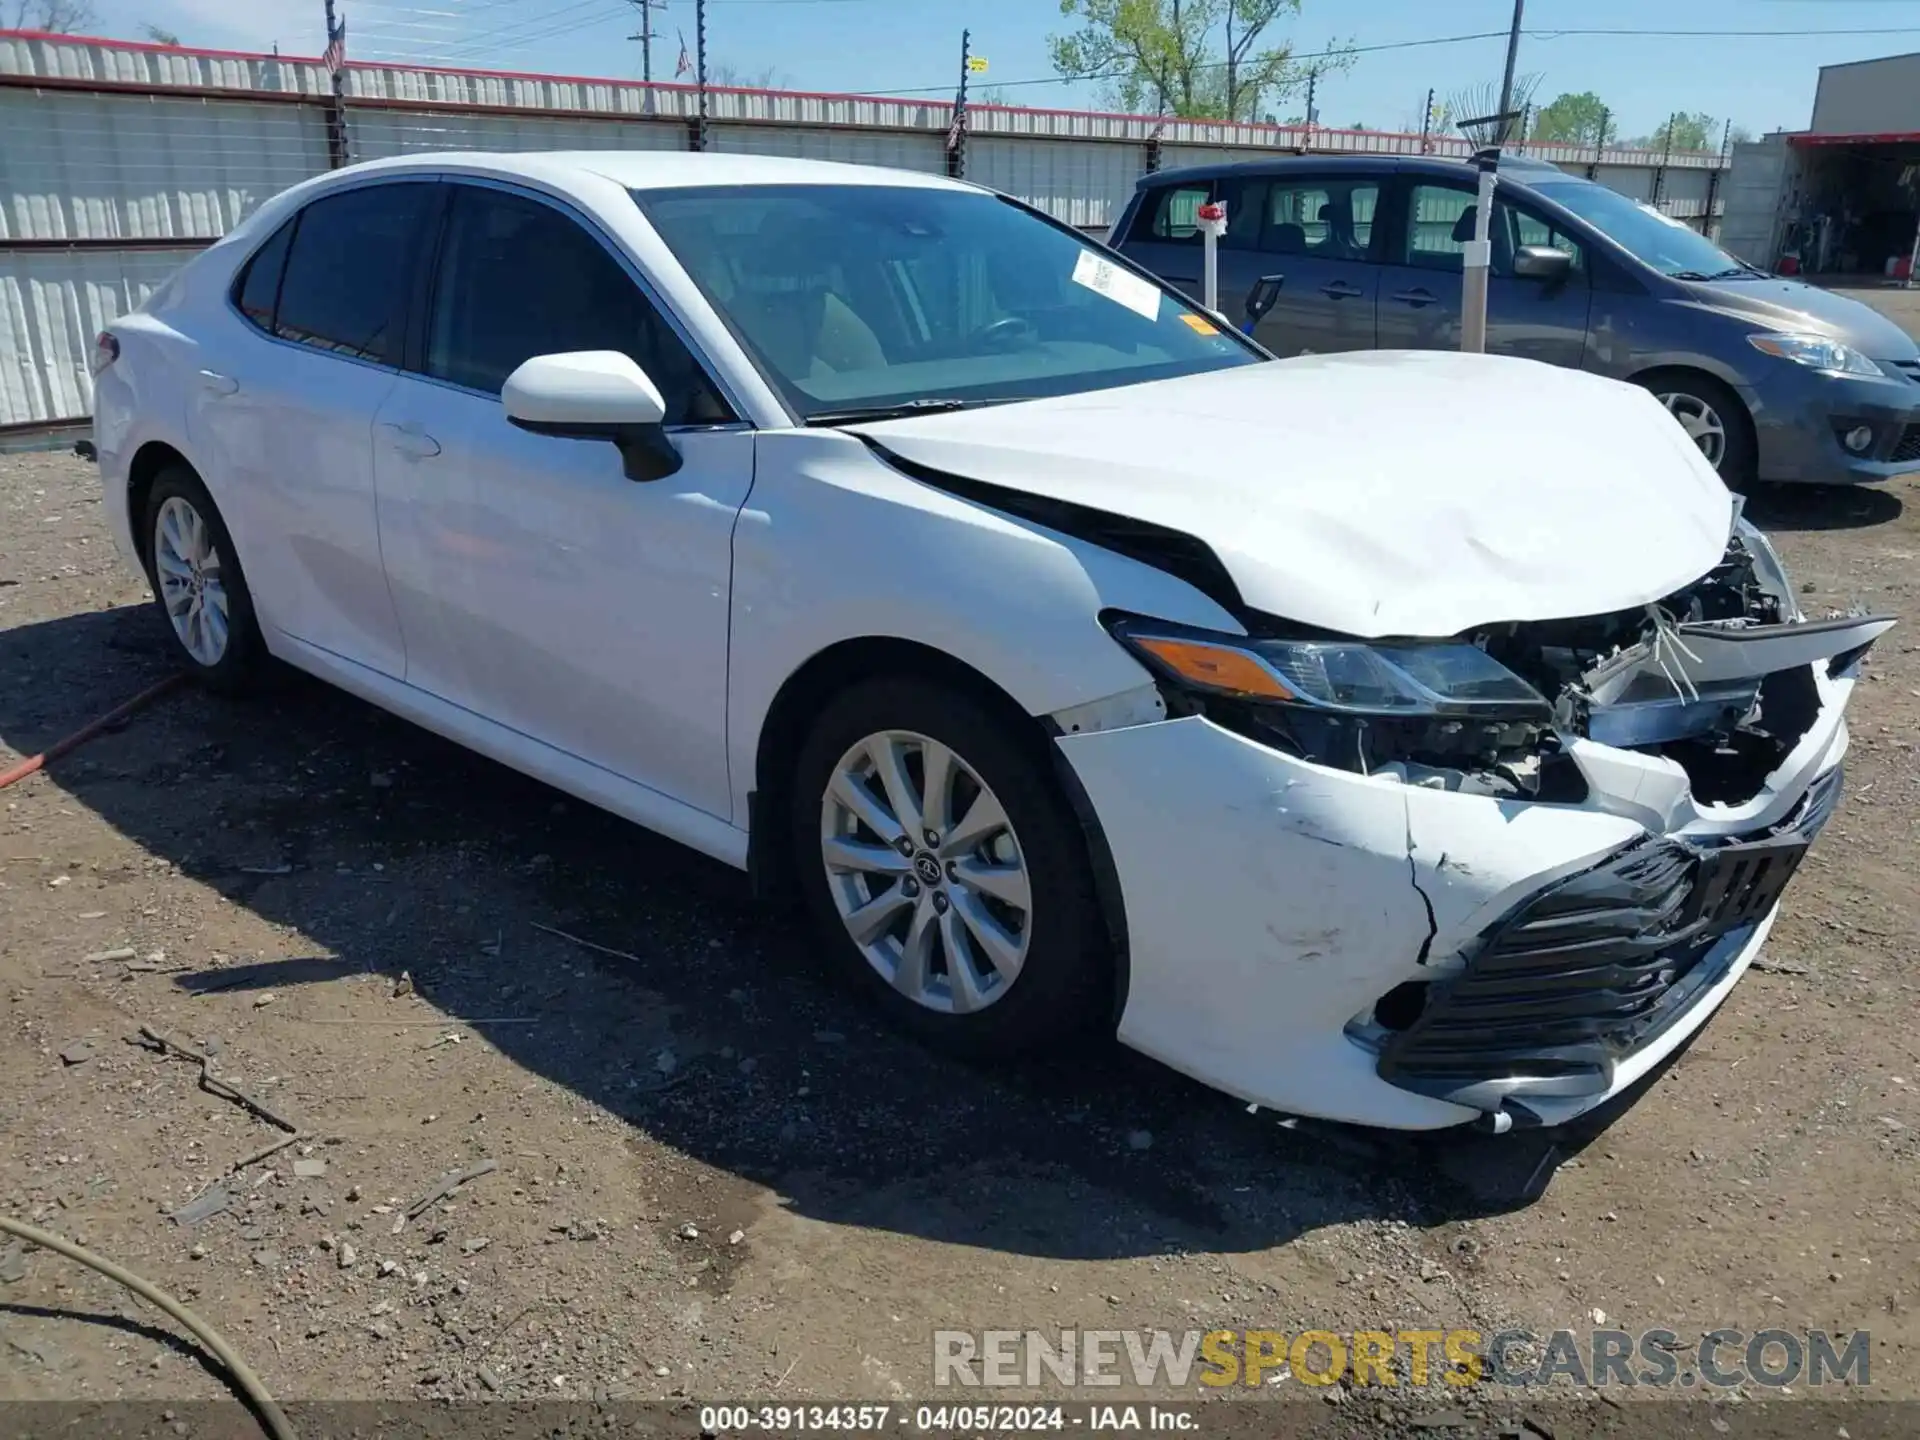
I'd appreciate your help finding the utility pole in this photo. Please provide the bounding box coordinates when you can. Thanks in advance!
[627,0,664,86]
[1418,86,1434,153]
[1588,105,1609,179]
[1304,64,1318,144]
[947,29,972,180]
[1461,0,1523,354]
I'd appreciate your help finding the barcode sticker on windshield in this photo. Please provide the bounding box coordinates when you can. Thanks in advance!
[1071,250,1161,321]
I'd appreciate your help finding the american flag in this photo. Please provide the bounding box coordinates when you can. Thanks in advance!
[321,17,346,77]
[675,29,691,78]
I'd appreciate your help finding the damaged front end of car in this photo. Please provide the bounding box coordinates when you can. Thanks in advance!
[1104,512,1894,1128]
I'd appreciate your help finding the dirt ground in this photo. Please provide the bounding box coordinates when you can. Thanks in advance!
[3,299,1919,1437]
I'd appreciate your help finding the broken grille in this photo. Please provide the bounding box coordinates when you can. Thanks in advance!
[1377,766,1843,1107]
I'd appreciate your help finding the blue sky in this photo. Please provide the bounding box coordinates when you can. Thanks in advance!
[90,0,1920,140]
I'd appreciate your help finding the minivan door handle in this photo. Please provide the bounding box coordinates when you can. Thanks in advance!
[198,370,238,396]
[1391,287,1438,308]
[1321,280,1365,300]
[379,422,442,460]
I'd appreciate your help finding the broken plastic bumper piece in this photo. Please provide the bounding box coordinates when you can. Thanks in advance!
[1373,764,1843,1123]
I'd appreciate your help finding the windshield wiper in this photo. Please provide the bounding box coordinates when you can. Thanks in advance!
[804,397,1033,427]
[1671,266,1755,282]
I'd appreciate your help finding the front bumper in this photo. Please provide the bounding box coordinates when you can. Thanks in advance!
[1055,668,1853,1131]
[1746,364,1920,485]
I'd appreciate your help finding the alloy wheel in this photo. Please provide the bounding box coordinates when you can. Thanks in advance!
[1656,390,1728,471]
[154,495,230,666]
[819,729,1032,1014]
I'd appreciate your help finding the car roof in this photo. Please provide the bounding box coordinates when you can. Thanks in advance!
[325,149,975,194]
[1137,151,1575,189]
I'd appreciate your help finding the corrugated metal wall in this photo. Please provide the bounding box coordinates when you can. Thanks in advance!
[0,30,1733,429]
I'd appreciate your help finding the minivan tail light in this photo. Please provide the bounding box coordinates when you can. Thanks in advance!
[90,330,120,376]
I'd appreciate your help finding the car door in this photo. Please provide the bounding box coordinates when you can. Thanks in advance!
[370,180,754,821]
[1230,172,1384,355]
[1377,178,1592,365]
[187,180,436,678]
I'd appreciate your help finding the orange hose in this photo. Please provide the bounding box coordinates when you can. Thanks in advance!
[0,674,185,790]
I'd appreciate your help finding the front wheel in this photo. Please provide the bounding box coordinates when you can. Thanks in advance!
[1639,371,1756,489]
[144,465,266,692]
[789,677,1107,1058]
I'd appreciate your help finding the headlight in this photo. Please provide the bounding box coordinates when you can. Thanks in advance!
[1747,333,1882,377]
[1106,619,1550,719]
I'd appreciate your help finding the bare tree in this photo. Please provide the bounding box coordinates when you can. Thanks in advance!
[5,0,99,32]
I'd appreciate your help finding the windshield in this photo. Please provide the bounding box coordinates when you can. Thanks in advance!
[1529,180,1750,279]
[633,183,1259,420]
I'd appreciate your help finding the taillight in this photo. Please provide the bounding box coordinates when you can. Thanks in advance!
[90,330,120,376]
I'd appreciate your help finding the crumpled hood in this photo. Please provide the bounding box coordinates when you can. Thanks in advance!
[848,350,1735,638]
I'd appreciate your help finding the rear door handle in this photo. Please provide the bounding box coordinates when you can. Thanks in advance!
[1321,281,1366,300]
[379,422,442,459]
[198,370,238,396]
[1391,287,1437,308]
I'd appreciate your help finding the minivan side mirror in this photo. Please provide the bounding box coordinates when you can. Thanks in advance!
[1512,246,1574,284]
[502,350,682,482]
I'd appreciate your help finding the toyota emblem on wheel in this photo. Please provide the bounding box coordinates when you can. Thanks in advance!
[913,852,943,887]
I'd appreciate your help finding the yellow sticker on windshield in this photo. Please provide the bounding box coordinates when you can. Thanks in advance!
[1179,313,1219,335]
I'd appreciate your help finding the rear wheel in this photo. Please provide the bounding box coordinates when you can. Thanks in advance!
[1638,370,1756,488]
[144,465,266,692]
[789,677,1106,1058]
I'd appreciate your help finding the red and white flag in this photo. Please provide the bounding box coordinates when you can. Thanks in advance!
[321,16,347,77]
[675,29,691,78]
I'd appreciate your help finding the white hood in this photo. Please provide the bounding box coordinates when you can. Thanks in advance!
[849,351,1735,638]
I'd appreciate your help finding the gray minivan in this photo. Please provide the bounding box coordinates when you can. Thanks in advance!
[1111,154,1920,487]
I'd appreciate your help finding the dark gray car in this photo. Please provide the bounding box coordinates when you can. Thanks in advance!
[1111,154,1920,486]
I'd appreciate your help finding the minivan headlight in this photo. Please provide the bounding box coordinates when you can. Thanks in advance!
[1747,333,1882,377]
[1106,619,1550,719]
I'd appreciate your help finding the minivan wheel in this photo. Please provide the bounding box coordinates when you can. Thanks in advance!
[144,465,266,692]
[1638,371,1756,488]
[789,677,1105,1058]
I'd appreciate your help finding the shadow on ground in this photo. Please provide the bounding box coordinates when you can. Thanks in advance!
[1743,481,1904,533]
[1,603,1672,1262]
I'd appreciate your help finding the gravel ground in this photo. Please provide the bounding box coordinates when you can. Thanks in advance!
[3,310,1919,1437]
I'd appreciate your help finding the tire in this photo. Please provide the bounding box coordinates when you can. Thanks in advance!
[142,464,267,693]
[789,676,1107,1059]
[1636,370,1757,489]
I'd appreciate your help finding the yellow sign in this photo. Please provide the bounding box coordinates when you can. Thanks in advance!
[966,55,988,73]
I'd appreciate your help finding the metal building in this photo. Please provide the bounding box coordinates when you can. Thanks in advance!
[1720,51,1920,278]
[2,27,1729,439]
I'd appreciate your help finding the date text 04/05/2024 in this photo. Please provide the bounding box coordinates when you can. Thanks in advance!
[698,1404,1199,1432]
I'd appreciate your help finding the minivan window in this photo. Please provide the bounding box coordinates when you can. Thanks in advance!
[1528,180,1746,279]
[423,185,729,425]
[1263,177,1379,258]
[637,184,1258,419]
[233,218,294,332]
[272,183,433,364]
[1133,183,1211,243]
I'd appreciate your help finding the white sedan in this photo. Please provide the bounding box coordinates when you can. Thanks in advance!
[91,151,1889,1132]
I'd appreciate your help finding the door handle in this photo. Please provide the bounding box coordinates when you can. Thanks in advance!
[1244,274,1285,325]
[1321,281,1365,300]
[1391,287,1437,308]
[198,370,238,396]
[379,422,442,459]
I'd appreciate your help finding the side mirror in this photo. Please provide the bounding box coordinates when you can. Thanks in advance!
[502,350,681,482]
[1512,245,1574,284]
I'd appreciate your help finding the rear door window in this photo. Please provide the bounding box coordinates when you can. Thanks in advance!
[1262,177,1381,259]
[271,182,435,364]
[1130,183,1211,244]
[232,219,294,332]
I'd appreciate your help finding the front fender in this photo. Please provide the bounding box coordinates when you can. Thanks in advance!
[726,429,1240,824]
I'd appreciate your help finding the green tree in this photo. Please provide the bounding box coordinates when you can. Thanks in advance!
[1048,0,1347,123]
[1638,110,1716,152]
[1531,90,1608,145]
[141,22,182,44]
